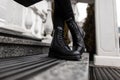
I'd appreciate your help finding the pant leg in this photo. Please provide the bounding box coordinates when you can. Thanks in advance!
[53,0,64,29]
[55,0,74,20]
[14,0,42,7]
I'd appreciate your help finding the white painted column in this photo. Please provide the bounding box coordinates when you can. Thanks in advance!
[94,0,120,67]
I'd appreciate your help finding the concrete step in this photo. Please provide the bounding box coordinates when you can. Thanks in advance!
[0,30,50,58]
[31,53,89,80]
[0,53,89,80]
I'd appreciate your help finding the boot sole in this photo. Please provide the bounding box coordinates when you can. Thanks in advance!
[48,51,81,61]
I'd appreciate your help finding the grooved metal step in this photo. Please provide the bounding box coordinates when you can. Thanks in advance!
[0,54,61,80]
[89,65,120,80]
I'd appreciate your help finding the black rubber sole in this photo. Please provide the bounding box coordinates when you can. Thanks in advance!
[48,51,81,61]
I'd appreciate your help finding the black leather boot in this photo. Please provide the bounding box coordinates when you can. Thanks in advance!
[66,18,85,55]
[48,26,81,60]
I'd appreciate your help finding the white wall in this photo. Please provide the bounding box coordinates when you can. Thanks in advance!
[116,0,120,27]
[75,3,88,22]
[95,0,120,67]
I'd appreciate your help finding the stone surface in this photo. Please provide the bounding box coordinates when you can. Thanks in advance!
[27,53,89,80]
[0,34,50,46]
[0,31,50,58]
[0,44,49,58]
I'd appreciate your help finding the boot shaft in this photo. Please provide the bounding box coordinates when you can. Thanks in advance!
[51,26,65,48]
[66,18,85,49]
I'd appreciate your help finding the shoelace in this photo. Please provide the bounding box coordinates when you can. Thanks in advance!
[57,28,70,50]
